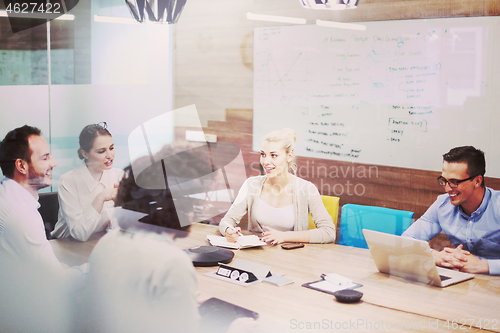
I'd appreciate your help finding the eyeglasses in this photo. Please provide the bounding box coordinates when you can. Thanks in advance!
[97,122,107,129]
[437,175,475,188]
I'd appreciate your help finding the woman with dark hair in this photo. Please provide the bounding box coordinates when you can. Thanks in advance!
[51,123,124,241]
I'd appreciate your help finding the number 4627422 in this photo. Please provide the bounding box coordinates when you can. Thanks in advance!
[444,319,499,330]
[6,2,62,14]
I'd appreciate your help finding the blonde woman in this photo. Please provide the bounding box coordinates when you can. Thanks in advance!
[219,128,335,245]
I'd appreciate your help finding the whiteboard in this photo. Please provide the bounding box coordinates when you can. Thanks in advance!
[253,17,500,177]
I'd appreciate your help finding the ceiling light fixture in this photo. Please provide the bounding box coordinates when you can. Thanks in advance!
[125,0,186,24]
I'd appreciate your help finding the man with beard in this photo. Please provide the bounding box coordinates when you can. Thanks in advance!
[403,146,500,275]
[0,125,86,332]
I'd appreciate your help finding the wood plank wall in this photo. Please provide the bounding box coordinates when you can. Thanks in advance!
[176,109,500,220]
[174,0,500,224]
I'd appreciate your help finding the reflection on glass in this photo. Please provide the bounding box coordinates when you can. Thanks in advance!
[128,106,247,227]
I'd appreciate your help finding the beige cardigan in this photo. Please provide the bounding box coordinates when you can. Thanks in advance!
[219,175,336,244]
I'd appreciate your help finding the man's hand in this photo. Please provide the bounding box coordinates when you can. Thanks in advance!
[459,254,489,274]
[432,244,470,270]
[432,244,489,274]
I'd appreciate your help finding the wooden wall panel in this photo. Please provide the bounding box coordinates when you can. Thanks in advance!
[176,107,500,247]
[174,0,500,224]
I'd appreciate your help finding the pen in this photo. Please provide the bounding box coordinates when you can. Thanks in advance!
[321,274,332,282]
[228,227,243,237]
[255,220,265,233]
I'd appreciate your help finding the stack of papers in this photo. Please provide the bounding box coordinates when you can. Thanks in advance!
[206,235,266,249]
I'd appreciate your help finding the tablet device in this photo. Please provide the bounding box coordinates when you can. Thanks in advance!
[199,297,258,332]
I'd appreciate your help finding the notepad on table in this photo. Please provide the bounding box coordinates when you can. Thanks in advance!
[207,234,266,249]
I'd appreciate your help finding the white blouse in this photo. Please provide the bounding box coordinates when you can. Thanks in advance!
[51,164,124,241]
[254,198,295,232]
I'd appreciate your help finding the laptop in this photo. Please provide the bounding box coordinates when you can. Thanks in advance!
[362,229,474,287]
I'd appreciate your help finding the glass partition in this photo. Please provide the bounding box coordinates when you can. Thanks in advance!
[0,0,174,192]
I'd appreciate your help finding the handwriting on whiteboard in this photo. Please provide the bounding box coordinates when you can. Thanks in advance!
[253,18,497,174]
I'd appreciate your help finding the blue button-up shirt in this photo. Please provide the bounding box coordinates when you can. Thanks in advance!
[403,187,500,275]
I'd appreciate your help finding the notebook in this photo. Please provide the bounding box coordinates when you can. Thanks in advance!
[362,229,474,287]
[207,234,267,249]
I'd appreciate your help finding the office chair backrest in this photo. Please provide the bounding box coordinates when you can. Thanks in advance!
[38,192,59,239]
[308,195,340,230]
[338,204,414,249]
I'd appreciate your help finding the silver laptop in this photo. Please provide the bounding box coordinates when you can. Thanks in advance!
[362,229,474,287]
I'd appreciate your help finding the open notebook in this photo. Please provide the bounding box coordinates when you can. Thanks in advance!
[207,235,266,249]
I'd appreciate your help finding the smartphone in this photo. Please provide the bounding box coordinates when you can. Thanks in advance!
[281,242,305,250]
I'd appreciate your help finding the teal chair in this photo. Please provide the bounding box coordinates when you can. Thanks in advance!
[338,204,414,249]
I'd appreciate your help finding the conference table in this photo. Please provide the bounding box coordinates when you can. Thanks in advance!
[51,223,500,333]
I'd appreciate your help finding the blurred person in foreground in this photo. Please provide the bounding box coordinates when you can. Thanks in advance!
[78,145,256,333]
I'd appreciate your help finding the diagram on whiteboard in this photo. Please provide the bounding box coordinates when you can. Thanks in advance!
[253,18,499,175]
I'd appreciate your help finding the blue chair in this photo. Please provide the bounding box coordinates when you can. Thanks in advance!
[338,204,414,249]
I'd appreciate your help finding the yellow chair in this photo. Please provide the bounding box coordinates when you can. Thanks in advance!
[308,195,340,230]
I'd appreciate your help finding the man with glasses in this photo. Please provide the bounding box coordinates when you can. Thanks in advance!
[403,146,500,275]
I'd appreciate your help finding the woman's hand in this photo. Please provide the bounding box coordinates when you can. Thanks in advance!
[100,183,119,202]
[92,184,118,214]
[260,226,286,245]
[225,227,241,243]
